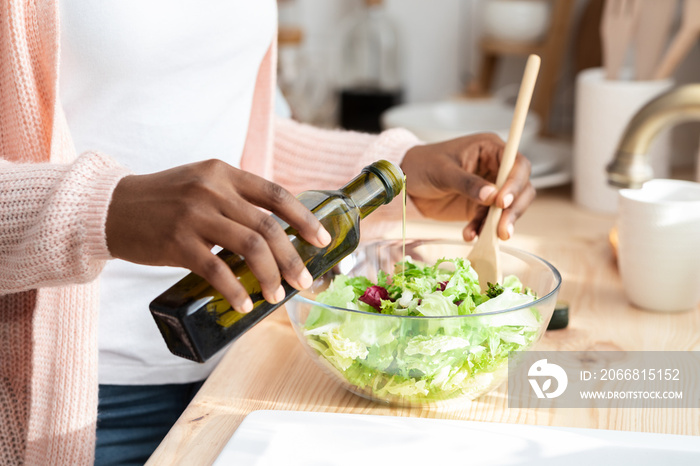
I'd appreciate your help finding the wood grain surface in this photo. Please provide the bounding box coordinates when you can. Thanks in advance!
[147,184,700,466]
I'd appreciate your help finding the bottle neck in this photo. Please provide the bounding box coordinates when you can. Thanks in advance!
[340,160,404,219]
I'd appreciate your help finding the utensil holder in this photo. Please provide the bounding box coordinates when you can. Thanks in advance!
[573,68,674,213]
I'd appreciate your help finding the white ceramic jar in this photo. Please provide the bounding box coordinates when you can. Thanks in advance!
[481,0,551,43]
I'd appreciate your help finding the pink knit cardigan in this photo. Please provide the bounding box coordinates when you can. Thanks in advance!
[0,2,418,464]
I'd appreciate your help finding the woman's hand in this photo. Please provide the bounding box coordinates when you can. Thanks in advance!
[400,133,535,241]
[105,159,331,313]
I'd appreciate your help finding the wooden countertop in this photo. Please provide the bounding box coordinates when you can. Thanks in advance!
[147,184,700,465]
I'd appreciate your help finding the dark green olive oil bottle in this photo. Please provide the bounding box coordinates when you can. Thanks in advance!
[149,160,404,362]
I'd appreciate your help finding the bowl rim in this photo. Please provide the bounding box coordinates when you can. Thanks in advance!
[291,239,562,320]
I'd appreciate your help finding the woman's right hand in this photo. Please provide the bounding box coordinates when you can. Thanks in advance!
[105,159,331,313]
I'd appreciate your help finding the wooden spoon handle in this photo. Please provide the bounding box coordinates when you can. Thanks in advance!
[479,54,541,243]
[495,54,541,189]
[468,55,540,289]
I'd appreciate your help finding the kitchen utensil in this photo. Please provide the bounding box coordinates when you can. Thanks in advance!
[617,179,700,312]
[601,0,642,80]
[654,0,700,79]
[634,0,677,80]
[215,410,700,465]
[468,54,540,289]
[574,0,604,74]
[573,68,674,213]
[287,239,561,406]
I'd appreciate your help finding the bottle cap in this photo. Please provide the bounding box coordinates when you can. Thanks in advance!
[547,301,569,330]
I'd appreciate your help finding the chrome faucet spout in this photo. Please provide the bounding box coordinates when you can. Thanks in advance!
[606,84,700,188]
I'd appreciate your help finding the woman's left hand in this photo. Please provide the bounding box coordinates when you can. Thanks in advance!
[400,133,536,241]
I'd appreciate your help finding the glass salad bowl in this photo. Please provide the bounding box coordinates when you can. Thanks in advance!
[286,239,561,407]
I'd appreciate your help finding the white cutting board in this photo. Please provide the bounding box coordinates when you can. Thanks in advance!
[214,410,700,465]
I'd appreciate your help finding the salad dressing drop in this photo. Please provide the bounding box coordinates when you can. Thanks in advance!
[149,160,405,362]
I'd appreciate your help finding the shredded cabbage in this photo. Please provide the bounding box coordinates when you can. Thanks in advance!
[302,257,543,403]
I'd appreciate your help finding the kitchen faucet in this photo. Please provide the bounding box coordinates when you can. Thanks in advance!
[606,84,700,188]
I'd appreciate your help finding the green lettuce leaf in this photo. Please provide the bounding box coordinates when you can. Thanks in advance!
[302,256,543,403]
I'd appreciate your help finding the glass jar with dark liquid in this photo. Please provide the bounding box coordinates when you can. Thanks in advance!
[337,0,403,133]
[149,160,404,362]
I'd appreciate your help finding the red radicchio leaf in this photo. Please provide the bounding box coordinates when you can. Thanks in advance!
[359,285,391,311]
[436,281,448,291]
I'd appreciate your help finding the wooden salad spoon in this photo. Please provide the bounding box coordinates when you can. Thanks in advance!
[468,54,541,290]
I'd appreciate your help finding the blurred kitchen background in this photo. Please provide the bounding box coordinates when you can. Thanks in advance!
[275,0,699,202]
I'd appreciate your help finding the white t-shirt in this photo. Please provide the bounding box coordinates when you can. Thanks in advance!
[59,1,276,384]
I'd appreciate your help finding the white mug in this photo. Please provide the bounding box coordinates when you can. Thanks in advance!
[617,179,700,312]
[573,68,674,213]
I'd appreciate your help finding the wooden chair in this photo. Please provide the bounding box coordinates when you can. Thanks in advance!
[466,0,577,136]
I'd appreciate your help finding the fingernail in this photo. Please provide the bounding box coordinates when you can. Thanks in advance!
[502,193,514,209]
[317,227,332,247]
[479,186,497,202]
[272,285,286,304]
[506,223,514,239]
[240,298,254,313]
[464,222,474,237]
[298,268,313,289]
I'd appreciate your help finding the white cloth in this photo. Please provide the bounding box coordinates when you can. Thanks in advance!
[59,0,276,384]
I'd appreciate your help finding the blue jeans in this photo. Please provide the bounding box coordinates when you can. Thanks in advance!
[95,382,203,466]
